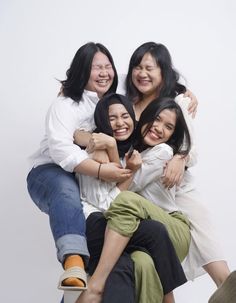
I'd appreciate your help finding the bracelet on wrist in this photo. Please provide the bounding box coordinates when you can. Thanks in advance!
[97,163,102,179]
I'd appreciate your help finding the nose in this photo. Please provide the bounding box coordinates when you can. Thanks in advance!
[99,66,109,76]
[116,117,124,126]
[138,69,148,77]
[153,121,163,135]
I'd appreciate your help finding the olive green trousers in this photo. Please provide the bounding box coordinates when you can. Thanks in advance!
[105,191,191,303]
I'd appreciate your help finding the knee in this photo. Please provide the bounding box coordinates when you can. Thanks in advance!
[114,191,139,205]
[131,251,155,272]
[139,219,169,239]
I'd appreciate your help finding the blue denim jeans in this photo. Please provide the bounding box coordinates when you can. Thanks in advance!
[27,163,89,265]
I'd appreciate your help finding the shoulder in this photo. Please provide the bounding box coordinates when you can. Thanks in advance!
[155,143,173,158]
[51,95,74,108]
[51,91,98,109]
[48,96,77,117]
[142,143,173,161]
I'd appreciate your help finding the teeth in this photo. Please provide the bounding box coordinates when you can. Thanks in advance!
[116,129,125,132]
[139,80,150,84]
[97,80,108,83]
[115,129,127,134]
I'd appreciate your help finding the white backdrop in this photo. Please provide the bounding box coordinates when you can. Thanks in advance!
[1,0,235,302]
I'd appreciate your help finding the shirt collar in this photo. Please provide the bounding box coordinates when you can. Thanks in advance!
[84,89,99,98]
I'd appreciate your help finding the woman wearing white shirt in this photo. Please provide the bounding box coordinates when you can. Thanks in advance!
[77,97,192,303]
[77,41,236,303]
[125,41,234,303]
[26,42,132,292]
[77,94,188,303]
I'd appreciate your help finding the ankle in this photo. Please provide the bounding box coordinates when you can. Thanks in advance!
[163,292,175,303]
[64,254,84,270]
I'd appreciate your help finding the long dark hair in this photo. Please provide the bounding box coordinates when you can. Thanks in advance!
[94,93,136,157]
[126,42,186,102]
[60,42,118,102]
[134,97,191,155]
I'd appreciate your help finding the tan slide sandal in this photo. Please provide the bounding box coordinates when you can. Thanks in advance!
[58,266,87,291]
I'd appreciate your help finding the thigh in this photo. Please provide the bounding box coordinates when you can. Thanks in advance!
[128,219,187,294]
[107,191,190,261]
[136,195,191,261]
[27,163,80,213]
[127,219,167,252]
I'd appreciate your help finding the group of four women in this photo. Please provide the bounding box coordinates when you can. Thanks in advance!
[27,41,235,303]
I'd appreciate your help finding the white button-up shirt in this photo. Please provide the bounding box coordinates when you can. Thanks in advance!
[29,90,99,172]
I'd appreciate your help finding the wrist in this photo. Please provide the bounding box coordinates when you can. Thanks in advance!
[97,163,102,179]
[175,154,186,161]
[174,154,188,168]
[107,137,116,148]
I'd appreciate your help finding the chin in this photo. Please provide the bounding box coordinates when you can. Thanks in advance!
[116,137,126,141]
[97,86,110,94]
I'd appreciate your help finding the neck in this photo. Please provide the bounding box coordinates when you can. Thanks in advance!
[134,94,157,121]
[142,90,160,104]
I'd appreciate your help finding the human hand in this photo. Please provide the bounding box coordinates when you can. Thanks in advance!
[99,162,132,182]
[125,150,142,172]
[184,89,198,118]
[86,133,116,153]
[162,155,186,189]
[73,130,92,147]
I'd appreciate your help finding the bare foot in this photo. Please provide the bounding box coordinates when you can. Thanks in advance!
[76,288,102,303]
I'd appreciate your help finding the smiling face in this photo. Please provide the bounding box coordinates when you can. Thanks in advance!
[108,103,134,141]
[85,51,115,98]
[142,109,176,146]
[132,52,163,100]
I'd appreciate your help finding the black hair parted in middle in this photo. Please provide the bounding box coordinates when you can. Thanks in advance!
[126,42,186,103]
[60,42,118,102]
[134,97,191,156]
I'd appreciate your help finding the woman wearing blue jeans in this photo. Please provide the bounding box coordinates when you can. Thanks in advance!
[26,42,132,291]
[27,42,188,302]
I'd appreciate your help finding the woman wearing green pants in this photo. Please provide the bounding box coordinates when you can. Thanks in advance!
[77,97,192,303]
[106,190,191,302]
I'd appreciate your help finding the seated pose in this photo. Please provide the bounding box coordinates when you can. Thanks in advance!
[26,42,133,295]
[76,96,191,303]
[125,41,235,303]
